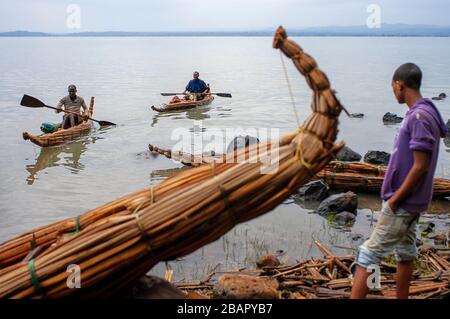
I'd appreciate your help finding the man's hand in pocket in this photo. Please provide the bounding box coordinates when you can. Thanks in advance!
[388,198,398,213]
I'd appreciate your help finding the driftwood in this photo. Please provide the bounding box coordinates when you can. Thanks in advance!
[174,242,450,299]
[0,27,345,298]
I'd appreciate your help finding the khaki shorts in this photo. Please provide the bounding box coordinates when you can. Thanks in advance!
[356,201,420,268]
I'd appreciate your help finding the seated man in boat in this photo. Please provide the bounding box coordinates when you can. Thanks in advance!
[182,71,209,101]
[56,85,88,129]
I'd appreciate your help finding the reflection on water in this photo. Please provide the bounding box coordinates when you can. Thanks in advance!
[149,166,187,184]
[25,136,99,185]
[151,106,212,127]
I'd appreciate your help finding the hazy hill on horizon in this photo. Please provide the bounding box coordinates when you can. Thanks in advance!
[2,24,450,37]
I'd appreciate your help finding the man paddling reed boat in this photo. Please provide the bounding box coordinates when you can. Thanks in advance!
[56,84,89,129]
[350,63,449,299]
[179,71,210,102]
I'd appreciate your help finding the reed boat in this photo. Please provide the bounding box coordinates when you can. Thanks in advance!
[151,94,214,112]
[22,97,95,147]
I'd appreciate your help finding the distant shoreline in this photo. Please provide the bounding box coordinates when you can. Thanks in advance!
[2,34,450,38]
[2,24,450,37]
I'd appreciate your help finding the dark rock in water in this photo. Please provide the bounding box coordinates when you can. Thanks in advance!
[336,146,362,162]
[315,191,358,216]
[364,150,390,166]
[444,136,450,148]
[334,211,356,225]
[432,92,447,101]
[383,112,403,124]
[351,233,364,241]
[213,274,279,299]
[227,135,259,153]
[296,180,329,201]
[256,255,281,268]
[350,113,364,118]
[419,221,435,234]
[128,275,186,299]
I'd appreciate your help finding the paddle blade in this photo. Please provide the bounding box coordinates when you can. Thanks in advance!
[97,120,116,127]
[20,95,45,108]
[215,93,232,98]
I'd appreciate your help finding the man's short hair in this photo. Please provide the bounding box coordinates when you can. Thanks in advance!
[392,63,422,90]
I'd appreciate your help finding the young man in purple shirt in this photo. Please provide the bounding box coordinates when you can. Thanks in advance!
[350,63,448,299]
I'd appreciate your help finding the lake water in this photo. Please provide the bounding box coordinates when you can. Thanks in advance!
[0,37,449,281]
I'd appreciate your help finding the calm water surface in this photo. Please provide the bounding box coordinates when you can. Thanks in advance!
[0,37,449,281]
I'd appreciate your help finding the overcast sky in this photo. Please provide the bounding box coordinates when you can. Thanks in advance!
[1,0,449,32]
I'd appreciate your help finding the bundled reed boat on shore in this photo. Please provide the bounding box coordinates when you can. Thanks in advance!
[317,162,450,198]
[148,145,450,198]
[0,27,346,298]
[22,97,95,147]
[151,94,214,112]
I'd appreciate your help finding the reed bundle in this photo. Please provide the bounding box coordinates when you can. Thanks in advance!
[323,161,386,176]
[317,162,450,197]
[316,171,383,193]
[0,26,345,298]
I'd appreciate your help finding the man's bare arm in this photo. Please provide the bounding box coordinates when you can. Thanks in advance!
[55,99,64,113]
[388,150,430,212]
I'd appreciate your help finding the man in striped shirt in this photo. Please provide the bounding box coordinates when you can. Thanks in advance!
[56,85,88,129]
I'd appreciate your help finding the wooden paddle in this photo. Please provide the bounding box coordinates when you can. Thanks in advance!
[161,92,232,98]
[20,94,116,127]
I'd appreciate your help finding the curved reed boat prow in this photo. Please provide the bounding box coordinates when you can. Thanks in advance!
[0,28,346,298]
[22,97,95,147]
[272,26,345,177]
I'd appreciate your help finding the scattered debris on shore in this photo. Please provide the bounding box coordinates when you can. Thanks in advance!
[168,241,450,299]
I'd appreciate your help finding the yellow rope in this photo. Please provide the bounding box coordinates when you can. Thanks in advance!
[134,214,153,253]
[149,186,154,204]
[130,186,155,253]
[295,128,313,174]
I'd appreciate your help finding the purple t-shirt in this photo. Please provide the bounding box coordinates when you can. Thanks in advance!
[381,98,448,213]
